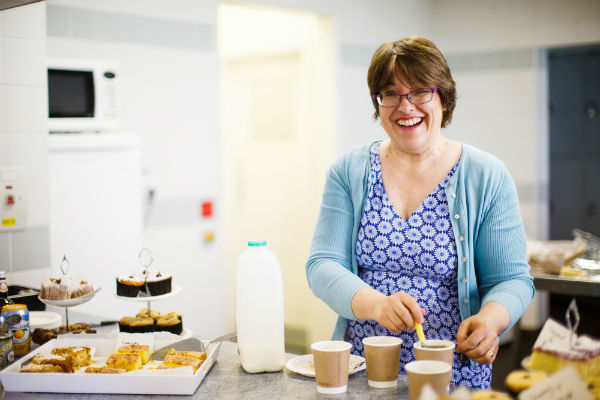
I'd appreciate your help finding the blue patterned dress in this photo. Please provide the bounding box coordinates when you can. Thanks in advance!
[346,142,492,389]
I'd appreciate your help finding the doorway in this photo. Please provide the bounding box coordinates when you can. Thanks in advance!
[548,44,600,239]
[218,3,336,353]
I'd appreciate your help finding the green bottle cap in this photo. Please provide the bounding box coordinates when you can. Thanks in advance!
[248,241,267,247]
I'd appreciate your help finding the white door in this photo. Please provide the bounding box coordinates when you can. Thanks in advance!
[220,5,337,352]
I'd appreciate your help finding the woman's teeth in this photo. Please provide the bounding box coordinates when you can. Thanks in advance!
[396,117,422,127]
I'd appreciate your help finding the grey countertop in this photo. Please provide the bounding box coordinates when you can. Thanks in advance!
[1,341,411,399]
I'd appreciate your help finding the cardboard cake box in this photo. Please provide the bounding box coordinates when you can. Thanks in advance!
[0,333,220,395]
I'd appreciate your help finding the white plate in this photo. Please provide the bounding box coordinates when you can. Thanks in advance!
[286,354,366,378]
[113,284,182,302]
[29,311,62,330]
[38,287,102,307]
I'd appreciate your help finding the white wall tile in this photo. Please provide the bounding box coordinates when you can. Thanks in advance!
[5,38,46,85]
[0,134,8,166]
[1,1,46,39]
[4,84,46,132]
[0,84,6,132]
[0,38,5,84]
[7,131,48,176]
[27,176,51,226]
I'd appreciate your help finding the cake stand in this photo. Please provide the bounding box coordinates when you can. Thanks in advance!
[38,287,102,330]
[113,284,182,313]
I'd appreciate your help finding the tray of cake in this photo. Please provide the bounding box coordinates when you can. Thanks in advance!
[0,332,220,395]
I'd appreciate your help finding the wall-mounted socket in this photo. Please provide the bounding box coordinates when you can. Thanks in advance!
[0,167,28,231]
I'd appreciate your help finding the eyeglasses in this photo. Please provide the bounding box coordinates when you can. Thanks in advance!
[373,88,439,107]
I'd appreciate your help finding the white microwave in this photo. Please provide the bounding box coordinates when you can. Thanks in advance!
[47,58,119,133]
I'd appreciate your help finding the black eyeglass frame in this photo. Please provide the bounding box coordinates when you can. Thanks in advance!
[373,88,440,107]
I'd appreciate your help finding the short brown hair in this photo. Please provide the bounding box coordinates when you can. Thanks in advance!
[367,35,456,127]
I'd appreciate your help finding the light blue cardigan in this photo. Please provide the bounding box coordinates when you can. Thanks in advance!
[306,141,535,341]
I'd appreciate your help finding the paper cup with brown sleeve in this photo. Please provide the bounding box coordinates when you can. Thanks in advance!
[362,336,403,388]
[413,339,455,364]
[405,360,452,400]
[310,340,352,394]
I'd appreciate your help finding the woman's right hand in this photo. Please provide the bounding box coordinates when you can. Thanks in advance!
[352,287,424,332]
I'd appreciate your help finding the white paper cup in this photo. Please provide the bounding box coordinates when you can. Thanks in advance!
[362,336,403,388]
[311,340,352,394]
[413,339,455,365]
[405,360,452,400]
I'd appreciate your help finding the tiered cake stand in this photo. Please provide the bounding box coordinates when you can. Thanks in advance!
[37,255,102,330]
[38,287,102,330]
[113,284,182,314]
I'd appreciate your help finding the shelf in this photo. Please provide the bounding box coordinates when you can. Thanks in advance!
[0,0,43,11]
[532,273,600,297]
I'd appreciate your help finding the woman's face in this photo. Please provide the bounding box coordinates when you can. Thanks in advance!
[378,73,445,155]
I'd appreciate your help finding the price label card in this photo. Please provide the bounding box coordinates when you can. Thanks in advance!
[518,366,593,400]
[115,332,155,352]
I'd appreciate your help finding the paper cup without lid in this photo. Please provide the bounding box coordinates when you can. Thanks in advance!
[310,340,352,394]
[413,339,455,364]
[362,336,402,388]
[405,360,452,400]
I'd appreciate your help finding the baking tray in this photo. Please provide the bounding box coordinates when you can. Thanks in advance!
[0,334,220,395]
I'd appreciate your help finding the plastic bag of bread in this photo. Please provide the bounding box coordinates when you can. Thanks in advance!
[527,238,586,275]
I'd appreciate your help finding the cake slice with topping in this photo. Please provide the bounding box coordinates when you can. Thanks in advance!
[527,318,600,378]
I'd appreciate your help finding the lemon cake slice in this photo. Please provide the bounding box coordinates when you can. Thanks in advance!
[528,318,600,378]
[157,351,206,373]
[106,353,143,371]
[117,344,151,364]
[51,346,92,369]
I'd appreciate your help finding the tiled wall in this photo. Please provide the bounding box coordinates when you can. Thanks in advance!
[0,1,50,276]
[46,4,213,50]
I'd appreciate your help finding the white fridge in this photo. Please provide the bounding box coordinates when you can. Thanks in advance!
[48,133,144,320]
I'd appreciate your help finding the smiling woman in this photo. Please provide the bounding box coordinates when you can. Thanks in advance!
[305,35,535,390]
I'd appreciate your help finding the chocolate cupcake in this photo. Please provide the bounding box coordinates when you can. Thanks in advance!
[144,270,172,296]
[116,276,145,297]
[156,313,182,335]
[127,317,155,333]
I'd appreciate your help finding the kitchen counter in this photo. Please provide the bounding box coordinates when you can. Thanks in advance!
[1,341,411,399]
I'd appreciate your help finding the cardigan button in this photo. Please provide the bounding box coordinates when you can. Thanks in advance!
[461,256,466,262]
[459,235,464,241]
[452,193,456,198]
[454,214,460,220]
[462,278,467,283]
[463,298,469,304]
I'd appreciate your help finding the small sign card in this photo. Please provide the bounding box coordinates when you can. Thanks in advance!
[518,366,593,400]
[115,332,155,352]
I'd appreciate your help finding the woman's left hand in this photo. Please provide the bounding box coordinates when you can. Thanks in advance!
[455,301,509,364]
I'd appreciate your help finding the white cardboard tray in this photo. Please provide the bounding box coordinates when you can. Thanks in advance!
[0,333,220,395]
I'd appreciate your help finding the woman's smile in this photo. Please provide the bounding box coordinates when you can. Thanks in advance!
[396,117,423,127]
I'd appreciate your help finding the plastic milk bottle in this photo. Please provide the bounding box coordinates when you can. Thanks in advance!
[236,241,286,373]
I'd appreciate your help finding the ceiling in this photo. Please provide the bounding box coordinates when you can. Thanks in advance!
[0,0,43,12]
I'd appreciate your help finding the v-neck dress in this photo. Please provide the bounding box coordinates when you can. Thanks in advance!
[346,142,492,389]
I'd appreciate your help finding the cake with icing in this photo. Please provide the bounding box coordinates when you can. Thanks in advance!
[156,312,183,335]
[142,267,172,296]
[40,277,72,300]
[527,318,600,378]
[116,267,171,297]
[116,274,145,297]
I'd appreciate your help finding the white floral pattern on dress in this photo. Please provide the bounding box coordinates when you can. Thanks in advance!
[346,142,492,389]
